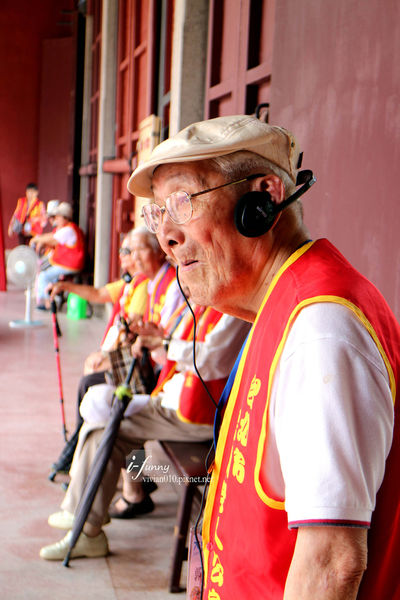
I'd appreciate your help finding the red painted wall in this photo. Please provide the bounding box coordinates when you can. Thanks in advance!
[0,0,75,251]
[270,0,400,318]
[38,37,76,209]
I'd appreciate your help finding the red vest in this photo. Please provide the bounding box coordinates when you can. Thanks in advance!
[152,306,227,425]
[14,196,45,235]
[50,222,85,271]
[202,239,400,599]
[143,262,176,325]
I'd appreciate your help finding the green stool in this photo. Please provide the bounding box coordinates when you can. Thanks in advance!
[67,293,88,320]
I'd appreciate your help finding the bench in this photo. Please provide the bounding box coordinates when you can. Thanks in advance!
[159,440,213,593]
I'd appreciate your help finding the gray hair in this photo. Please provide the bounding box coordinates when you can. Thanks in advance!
[207,151,297,199]
[124,225,163,254]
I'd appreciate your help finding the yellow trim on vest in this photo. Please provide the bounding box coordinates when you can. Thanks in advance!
[175,407,193,424]
[262,240,314,306]
[175,406,215,426]
[254,294,396,508]
[151,364,177,397]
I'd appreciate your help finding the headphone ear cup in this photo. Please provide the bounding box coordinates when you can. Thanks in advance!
[234,191,277,238]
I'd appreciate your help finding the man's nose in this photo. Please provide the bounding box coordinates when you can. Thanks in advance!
[157,214,182,249]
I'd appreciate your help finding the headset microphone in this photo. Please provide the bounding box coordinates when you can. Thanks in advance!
[234,169,316,238]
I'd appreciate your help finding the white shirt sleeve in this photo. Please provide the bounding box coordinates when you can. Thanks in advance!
[54,224,77,247]
[264,303,394,526]
[167,314,251,381]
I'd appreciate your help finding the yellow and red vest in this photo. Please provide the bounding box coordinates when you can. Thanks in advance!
[100,273,149,346]
[50,222,85,271]
[202,239,400,599]
[143,262,177,325]
[14,196,45,235]
[152,305,227,425]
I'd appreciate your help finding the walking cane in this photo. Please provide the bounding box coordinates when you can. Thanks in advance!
[63,356,137,567]
[50,300,68,442]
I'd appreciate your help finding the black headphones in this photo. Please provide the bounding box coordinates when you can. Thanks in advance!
[234,168,316,238]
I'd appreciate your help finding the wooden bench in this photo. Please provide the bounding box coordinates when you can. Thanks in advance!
[159,440,213,593]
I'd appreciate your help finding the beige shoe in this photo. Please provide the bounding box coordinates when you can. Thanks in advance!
[39,530,109,561]
[48,511,74,530]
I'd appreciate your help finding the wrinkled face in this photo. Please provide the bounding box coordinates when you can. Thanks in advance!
[151,162,260,313]
[130,232,164,279]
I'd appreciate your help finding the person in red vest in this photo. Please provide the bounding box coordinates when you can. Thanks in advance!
[7,182,47,245]
[29,201,85,310]
[121,115,399,599]
[39,293,249,560]
[48,228,150,479]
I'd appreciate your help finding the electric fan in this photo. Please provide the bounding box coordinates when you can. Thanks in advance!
[6,245,43,328]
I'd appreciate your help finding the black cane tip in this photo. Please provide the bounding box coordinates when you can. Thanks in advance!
[62,553,71,567]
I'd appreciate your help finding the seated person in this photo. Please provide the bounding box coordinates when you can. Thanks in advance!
[49,228,150,477]
[30,202,85,310]
[44,199,60,231]
[39,301,251,560]
[109,300,245,518]
[8,182,47,245]
[49,226,183,476]
[37,200,60,271]
[131,226,183,329]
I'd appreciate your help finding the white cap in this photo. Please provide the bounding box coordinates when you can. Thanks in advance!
[127,115,302,198]
[55,202,73,219]
[46,199,60,216]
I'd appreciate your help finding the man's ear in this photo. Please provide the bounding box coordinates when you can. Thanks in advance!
[258,174,285,205]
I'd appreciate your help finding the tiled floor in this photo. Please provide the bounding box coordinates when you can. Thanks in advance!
[0,283,188,599]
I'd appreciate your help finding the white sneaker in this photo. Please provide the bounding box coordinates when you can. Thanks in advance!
[39,530,109,561]
[48,511,74,530]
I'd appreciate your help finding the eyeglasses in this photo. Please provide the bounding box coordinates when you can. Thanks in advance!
[141,174,264,233]
[119,247,132,256]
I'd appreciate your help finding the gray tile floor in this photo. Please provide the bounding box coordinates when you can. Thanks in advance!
[0,283,189,599]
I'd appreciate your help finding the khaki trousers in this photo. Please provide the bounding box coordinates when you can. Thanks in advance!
[61,396,213,528]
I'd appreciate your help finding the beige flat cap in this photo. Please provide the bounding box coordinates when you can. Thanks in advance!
[127,114,301,198]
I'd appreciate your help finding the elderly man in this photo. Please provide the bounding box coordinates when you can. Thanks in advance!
[39,300,250,560]
[48,228,150,478]
[30,201,85,309]
[126,115,400,599]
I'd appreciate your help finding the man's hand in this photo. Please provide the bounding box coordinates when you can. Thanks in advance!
[135,320,165,339]
[83,350,111,375]
[131,334,163,358]
[50,281,68,299]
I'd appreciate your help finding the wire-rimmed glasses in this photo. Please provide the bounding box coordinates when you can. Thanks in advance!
[141,174,264,233]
